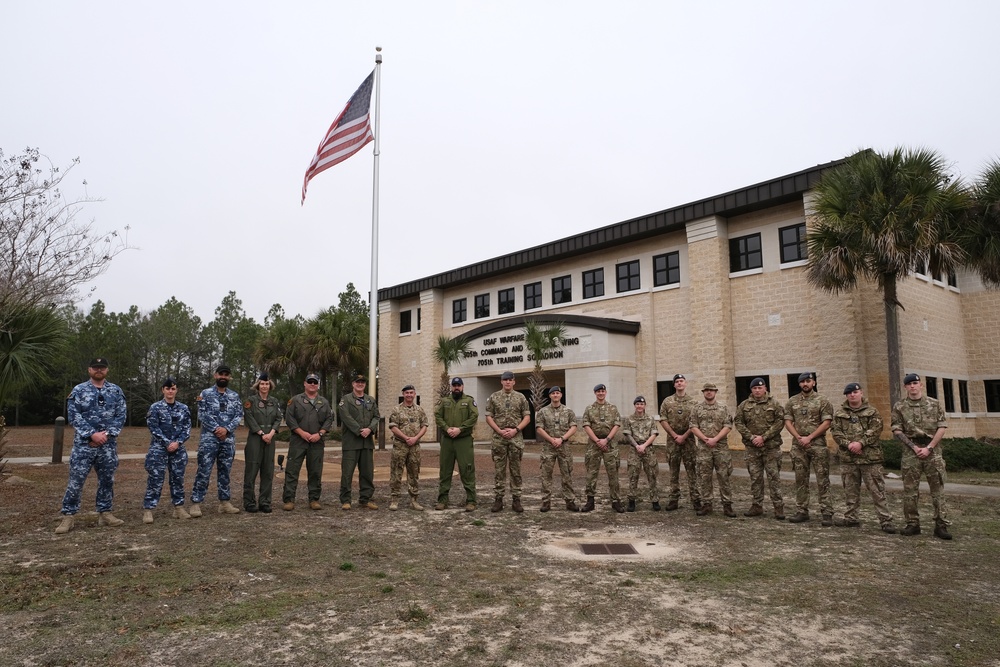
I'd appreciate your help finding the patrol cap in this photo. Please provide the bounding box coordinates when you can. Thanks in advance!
[702,383,719,392]
[352,373,367,383]
[162,377,177,388]
[633,396,646,404]
[750,377,767,388]
[401,384,415,392]
[673,374,686,382]
[305,372,320,382]
[594,383,607,392]
[501,371,515,380]
[451,377,464,386]
[89,357,109,368]
[548,386,562,394]
[844,382,862,394]
[216,364,231,374]
[903,373,921,385]
[258,372,269,382]
[798,372,815,383]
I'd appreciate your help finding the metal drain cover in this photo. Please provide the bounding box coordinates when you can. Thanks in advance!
[579,543,638,555]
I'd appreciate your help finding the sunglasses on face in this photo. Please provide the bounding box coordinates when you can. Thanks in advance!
[306,379,319,385]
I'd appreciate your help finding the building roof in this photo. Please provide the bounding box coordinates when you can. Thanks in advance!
[378,156,848,302]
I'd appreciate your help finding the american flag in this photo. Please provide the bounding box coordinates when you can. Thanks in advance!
[301,70,375,204]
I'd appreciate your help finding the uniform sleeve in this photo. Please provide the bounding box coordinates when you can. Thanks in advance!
[285,400,301,431]
[270,400,284,432]
[418,406,429,429]
[761,400,785,441]
[889,403,904,433]
[320,401,335,432]
[435,402,448,430]
[198,391,219,431]
[68,387,94,440]
[147,404,168,446]
[935,400,948,429]
[734,402,752,440]
[339,397,362,435]
[821,398,835,424]
[520,394,530,417]
[107,385,127,437]
[611,407,622,427]
[722,407,734,430]
[581,407,593,428]
[484,394,496,418]
[224,392,244,433]
[244,400,263,433]
[783,398,795,420]
[177,405,192,444]
[458,400,478,436]
[621,416,633,437]
[862,411,884,449]
[367,399,380,432]
[387,407,402,431]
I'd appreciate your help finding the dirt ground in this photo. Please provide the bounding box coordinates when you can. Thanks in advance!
[2,426,1000,667]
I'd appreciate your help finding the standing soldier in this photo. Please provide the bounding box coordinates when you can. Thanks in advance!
[485,371,531,513]
[55,357,128,534]
[735,377,786,520]
[387,384,429,511]
[623,396,660,512]
[689,383,736,517]
[892,374,952,540]
[242,372,283,513]
[581,383,624,513]
[282,373,334,510]
[535,386,580,512]
[784,372,835,526]
[338,374,380,510]
[831,383,896,533]
[658,374,701,512]
[191,364,244,516]
[142,377,192,524]
[435,377,479,511]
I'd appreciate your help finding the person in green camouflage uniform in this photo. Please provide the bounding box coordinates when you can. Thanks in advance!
[485,371,531,513]
[831,382,896,533]
[581,384,624,513]
[623,396,660,511]
[735,377,786,520]
[784,372,835,526]
[891,373,951,540]
[534,386,580,512]
[387,384,428,511]
[688,383,735,517]
[658,374,701,512]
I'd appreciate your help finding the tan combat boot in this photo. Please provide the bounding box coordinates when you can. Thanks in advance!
[389,499,400,511]
[98,512,124,527]
[410,498,425,511]
[218,501,241,514]
[189,502,203,517]
[55,515,74,534]
[173,505,191,519]
[143,510,154,524]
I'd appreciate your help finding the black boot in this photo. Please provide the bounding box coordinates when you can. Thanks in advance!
[581,496,595,513]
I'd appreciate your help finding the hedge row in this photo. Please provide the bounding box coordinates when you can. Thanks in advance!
[880,438,1000,472]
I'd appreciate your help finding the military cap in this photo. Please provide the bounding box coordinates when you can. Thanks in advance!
[750,377,767,388]
[162,377,177,388]
[352,374,367,383]
[702,383,719,392]
[594,383,607,392]
[673,374,686,382]
[843,382,862,394]
[89,357,109,368]
[258,372,269,382]
[798,372,815,383]
[451,377,464,386]
[216,364,231,374]
[401,384,415,392]
[305,373,320,382]
[548,386,562,395]
[903,373,921,385]
[501,371,515,380]
[633,396,646,404]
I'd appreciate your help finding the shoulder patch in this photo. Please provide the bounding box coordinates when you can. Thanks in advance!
[472,400,478,407]
[338,400,345,406]
[196,395,203,401]
[244,401,252,408]
[287,399,293,405]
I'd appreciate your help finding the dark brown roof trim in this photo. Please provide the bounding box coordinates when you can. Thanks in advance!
[455,314,640,341]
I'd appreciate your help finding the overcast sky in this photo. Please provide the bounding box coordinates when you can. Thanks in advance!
[6,1,999,325]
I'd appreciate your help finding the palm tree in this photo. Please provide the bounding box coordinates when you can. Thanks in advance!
[958,159,1000,288]
[0,306,67,406]
[254,315,306,397]
[523,320,567,412]
[432,335,471,399]
[806,147,970,406]
[300,307,367,399]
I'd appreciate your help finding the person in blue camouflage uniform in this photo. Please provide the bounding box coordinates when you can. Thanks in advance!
[242,372,283,513]
[623,396,660,512]
[142,377,192,523]
[55,357,128,534]
[190,364,244,516]
[735,377,786,520]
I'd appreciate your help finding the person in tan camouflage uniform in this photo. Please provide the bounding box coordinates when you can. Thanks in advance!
[581,384,624,513]
[892,373,951,540]
[784,372,835,526]
[689,383,735,517]
[658,374,701,512]
[623,396,660,512]
[485,371,531,513]
[534,386,580,512]
[735,377,786,520]
[831,382,896,533]
[387,384,428,511]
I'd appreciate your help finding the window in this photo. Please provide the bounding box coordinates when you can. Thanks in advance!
[417,307,421,331]
[959,380,970,413]
[524,282,542,310]
[452,298,467,324]
[616,260,640,293]
[474,293,490,319]
[498,288,515,315]
[948,271,958,288]
[399,310,411,334]
[986,380,1000,412]
[552,275,572,304]
[653,252,680,287]
[735,376,765,405]
[583,268,605,299]
[943,378,955,413]
[656,380,676,410]
[925,376,938,399]
[779,224,807,263]
[730,233,762,272]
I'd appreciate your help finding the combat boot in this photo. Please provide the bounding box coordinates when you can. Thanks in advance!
[626,499,636,512]
[611,501,625,513]
[901,524,921,536]
[722,503,736,518]
[411,499,425,511]
[464,502,476,512]
[218,501,241,514]
[565,499,579,512]
[821,513,834,527]
[54,515,74,534]
[696,503,713,516]
[665,499,679,511]
[389,499,400,511]
[773,504,785,521]
[434,502,448,511]
[512,497,524,513]
[143,510,154,524]
[98,512,124,527]
[173,505,191,520]
[490,496,504,513]
[540,500,551,513]
[881,523,898,534]
[189,502,203,518]
[788,512,809,524]
[834,517,861,527]
[743,505,763,517]
[692,498,702,512]
[651,501,661,511]
[581,496,595,513]
[934,525,953,540]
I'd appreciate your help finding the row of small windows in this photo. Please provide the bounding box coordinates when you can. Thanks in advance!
[451,252,682,323]
[729,223,807,273]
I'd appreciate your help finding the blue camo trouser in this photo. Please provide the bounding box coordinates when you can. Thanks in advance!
[61,441,119,515]
[144,444,189,509]
[191,435,235,503]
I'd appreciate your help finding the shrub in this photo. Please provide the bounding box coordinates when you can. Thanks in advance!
[879,438,1000,472]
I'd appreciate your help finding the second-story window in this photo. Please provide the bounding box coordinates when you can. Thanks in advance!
[552,275,572,304]
[779,224,806,263]
[498,288,515,315]
[616,260,640,293]
[452,298,467,324]
[583,268,604,299]
[730,233,762,272]
[524,282,542,310]
[474,293,490,319]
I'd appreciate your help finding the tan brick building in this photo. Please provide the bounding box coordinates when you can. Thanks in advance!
[377,159,1000,445]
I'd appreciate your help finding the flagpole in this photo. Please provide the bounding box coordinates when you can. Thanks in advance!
[368,46,382,398]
